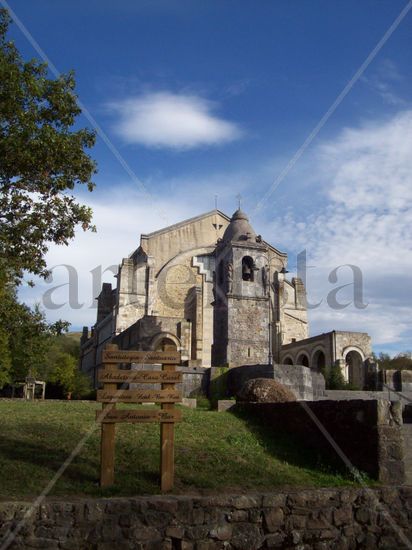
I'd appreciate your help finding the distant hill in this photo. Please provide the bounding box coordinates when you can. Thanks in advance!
[66,331,82,342]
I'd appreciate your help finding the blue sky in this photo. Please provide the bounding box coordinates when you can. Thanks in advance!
[6,0,412,355]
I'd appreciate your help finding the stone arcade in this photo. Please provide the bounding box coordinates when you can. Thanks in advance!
[80,209,372,392]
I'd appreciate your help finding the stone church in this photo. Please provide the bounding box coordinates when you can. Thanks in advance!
[80,208,372,390]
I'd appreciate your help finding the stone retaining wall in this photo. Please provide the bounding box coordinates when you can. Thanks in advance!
[382,370,412,392]
[1,488,412,549]
[227,364,325,400]
[238,400,405,484]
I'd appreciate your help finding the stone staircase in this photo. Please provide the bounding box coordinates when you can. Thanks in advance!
[403,424,412,485]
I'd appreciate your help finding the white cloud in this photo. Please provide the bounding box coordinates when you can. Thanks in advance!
[267,110,412,349]
[361,60,407,107]
[18,188,195,329]
[108,92,242,150]
[19,109,412,353]
[321,111,412,212]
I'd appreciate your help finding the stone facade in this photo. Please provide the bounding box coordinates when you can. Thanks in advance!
[280,331,373,389]
[212,211,271,367]
[80,210,230,384]
[2,488,412,549]
[274,275,308,349]
[80,208,373,390]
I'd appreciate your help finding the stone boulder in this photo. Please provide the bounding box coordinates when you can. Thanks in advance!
[237,378,296,403]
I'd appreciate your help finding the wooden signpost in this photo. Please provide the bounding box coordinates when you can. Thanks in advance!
[96,343,182,491]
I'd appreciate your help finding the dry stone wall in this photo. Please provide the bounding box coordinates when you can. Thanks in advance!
[1,488,412,549]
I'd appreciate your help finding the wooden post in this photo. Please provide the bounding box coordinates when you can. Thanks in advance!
[160,362,177,492]
[100,343,118,487]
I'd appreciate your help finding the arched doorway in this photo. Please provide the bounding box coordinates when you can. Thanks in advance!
[156,338,176,352]
[283,356,294,365]
[151,333,180,352]
[345,350,364,388]
[296,353,310,368]
[312,349,326,372]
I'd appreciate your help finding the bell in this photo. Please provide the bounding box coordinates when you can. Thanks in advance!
[242,264,252,280]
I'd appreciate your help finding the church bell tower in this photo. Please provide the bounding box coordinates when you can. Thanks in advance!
[212,209,270,367]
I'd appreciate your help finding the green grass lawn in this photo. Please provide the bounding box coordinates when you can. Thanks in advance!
[0,399,368,499]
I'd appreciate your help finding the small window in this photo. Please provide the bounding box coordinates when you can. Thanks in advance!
[242,256,254,282]
[248,347,251,357]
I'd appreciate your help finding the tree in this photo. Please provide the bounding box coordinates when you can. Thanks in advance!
[49,319,71,336]
[43,335,91,398]
[46,352,77,391]
[0,292,90,394]
[373,351,412,371]
[327,362,348,390]
[0,8,96,281]
[48,355,92,398]
[0,321,11,388]
[319,362,352,390]
[0,279,51,384]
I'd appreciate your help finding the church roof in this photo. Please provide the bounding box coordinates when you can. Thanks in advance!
[135,208,286,259]
[222,208,257,243]
[141,209,230,239]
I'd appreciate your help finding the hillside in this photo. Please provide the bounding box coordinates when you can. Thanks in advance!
[0,400,368,499]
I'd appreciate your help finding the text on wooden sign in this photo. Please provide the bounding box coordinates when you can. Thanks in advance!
[96,409,182,423]
[101,349,181,365]
[97,389,181,403]
[98,368,182,384]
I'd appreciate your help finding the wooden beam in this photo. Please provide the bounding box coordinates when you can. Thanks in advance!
[101,349,181,365]
[96,409,182,423]
[97,368,182,384]
[97,389,181,403]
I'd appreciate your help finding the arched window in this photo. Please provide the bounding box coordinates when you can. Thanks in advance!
[297,353,310,368]
[313,350,326,372]
[242,256,254,282]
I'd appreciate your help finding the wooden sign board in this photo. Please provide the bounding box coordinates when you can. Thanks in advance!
[97,389,181,403]
[98,368,182,384]
[96,409,182,423]
[101,349,181,365]
[98,343,181,493]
